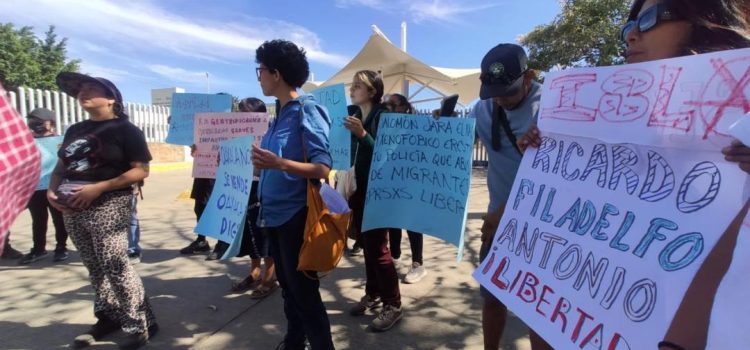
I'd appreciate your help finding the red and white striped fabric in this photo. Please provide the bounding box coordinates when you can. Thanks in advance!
[0,83,41,255]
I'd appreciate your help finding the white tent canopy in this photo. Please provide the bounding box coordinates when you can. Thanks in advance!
[303,26,480,107]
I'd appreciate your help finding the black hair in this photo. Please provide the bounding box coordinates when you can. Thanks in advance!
[629,0,750,54]
[238,97,267,113]
[354,70,384,106]
[389,93,413,114]
[255,40,310,88]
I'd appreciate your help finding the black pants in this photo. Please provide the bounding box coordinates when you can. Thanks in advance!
[389,229,424,265]
[195,197,208,241]
[27,190,68,253]
[266,207,334,350]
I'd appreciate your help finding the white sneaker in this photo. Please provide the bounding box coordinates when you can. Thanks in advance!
[404,262,426,284]
[392,257,401,269]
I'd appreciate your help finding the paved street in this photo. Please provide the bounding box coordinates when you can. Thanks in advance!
[1,166,532,350]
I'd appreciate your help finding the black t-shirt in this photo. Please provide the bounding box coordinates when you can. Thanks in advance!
[58,118,152,183]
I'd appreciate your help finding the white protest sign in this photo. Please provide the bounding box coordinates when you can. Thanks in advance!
[538,48,750,151]
[193,112,268,179]
[474,49,750,350]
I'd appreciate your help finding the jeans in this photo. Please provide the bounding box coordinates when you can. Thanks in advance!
[350,190,401,307]
[127,196,141,255]
[266,207,334,350]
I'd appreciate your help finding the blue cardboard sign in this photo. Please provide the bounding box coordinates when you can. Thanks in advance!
[165,93,232,145]
[362,114,476,259]
[194,135,254,259]
[311,84,351,170]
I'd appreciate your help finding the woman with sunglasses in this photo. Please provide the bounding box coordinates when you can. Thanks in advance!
[518,0,750,349]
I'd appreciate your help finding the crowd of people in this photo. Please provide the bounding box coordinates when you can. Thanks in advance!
[2,0,750,349]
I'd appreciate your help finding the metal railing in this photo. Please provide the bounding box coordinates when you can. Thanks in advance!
[8,87,170,143]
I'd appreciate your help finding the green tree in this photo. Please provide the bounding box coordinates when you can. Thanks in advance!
[0,23,80,91]
[521,0,631,72]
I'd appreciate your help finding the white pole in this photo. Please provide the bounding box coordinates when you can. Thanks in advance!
[401,21,409,97]
[206,72,210,93]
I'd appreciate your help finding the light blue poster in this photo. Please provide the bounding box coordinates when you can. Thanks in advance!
[311,84,350,170]
[35,136,64,190]
[165,93,232,146]
[362,114,476,259]
[194,135,254,260]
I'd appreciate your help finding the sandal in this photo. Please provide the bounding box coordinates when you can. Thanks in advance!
[231,275,260,293]
[249,282,279,299]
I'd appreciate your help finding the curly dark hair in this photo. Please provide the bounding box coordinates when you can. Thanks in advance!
[255,40,310,88]
[628,0,750,54]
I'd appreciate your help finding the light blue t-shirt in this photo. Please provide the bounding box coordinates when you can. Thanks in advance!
[469,82,541,212]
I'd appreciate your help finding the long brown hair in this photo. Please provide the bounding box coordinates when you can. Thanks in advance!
[628,0,750,54]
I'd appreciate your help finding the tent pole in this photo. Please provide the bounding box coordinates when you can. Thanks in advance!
[401,22,409,97]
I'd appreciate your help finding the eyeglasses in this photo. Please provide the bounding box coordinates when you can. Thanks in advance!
[255,67,273,80]
[621,4,680,42]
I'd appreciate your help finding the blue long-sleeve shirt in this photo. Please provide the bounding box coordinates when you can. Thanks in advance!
[257,95,333,227]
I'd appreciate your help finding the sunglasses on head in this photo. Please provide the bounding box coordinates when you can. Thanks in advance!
[621,3,681,42]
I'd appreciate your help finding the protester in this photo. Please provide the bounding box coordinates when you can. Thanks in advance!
[19,108,70,265]
[253,39,334,350]
[345,70,404,331]
[127,186,142,263]
[180,146,216,255]
[0,81,41,259]
[439,43,551,350]
[516,1,750,348]
[49,72,157,350]
[384,93,427,284]
[230,97,278,300]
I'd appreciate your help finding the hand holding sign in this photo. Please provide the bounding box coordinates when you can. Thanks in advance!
[344,116,365,138]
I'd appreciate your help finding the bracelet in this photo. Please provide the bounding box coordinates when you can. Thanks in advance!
[658,341,686,350]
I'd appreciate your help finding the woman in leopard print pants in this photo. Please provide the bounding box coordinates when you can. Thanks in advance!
[48,72,157,350]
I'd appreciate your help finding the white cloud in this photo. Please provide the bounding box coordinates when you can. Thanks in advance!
[0,0,349,67]
[333,0,497,23]
[146,64,230,86]
[408,0,498,23]
[79,63,141,81]
[334,0,384,8]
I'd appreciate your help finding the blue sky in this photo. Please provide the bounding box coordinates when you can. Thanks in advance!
[0,0,561,105]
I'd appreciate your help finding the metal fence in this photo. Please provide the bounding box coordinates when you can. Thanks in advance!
[6,87,490,167]
[8,87,170,143]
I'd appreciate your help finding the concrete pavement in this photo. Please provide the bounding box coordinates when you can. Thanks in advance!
[0,167,533,350]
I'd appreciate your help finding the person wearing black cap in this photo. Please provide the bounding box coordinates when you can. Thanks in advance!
[47,72,158,350]
[462,44,551,350]
[19,107,70,265]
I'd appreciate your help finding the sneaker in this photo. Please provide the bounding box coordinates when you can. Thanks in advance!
[403,262,427,284]
[371,304,403,332]
[54,249,70,262]
[349,294,382,316]
[348,245,363,257]
[73,317,121,348]
[119,331,148,350]
[128,252,141,264]
[179,240,211,255]
[205,251,219,261]
[392,257,401,269]
[18,250,49,265]
[275,338,310,350]
[1,245,23,260]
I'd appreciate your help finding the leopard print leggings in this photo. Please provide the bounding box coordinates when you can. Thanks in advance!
[64,191,156,334]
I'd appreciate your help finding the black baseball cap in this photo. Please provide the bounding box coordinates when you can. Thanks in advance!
[55,72,123,105]
[479,44,529,100]
[26,108,56,121]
